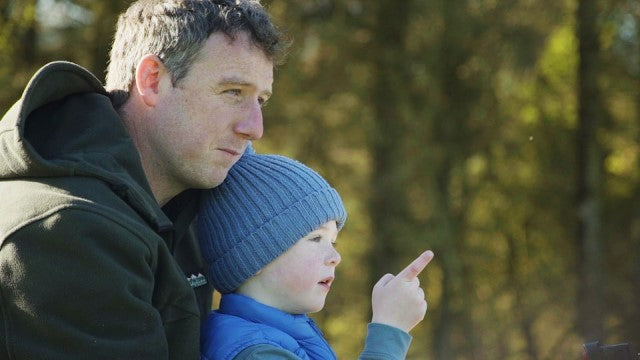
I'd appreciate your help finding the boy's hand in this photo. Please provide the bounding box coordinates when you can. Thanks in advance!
[371,250,434,333]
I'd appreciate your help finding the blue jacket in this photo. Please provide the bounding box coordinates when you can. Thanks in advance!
[201,294,413,360]
[201,294,337,360]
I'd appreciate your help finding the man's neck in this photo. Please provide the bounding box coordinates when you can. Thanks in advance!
[119,100,180,207]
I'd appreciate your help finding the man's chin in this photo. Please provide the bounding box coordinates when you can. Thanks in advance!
[201,169,230,189]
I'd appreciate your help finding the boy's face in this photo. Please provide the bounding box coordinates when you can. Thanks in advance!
[238,221,341,314]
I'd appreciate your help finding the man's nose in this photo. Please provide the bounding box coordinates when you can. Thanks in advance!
[235,100,264,140]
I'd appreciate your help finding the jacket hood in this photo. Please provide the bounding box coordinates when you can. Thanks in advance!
[0,61,171,230]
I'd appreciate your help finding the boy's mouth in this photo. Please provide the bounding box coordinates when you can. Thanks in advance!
[318,276,334,289]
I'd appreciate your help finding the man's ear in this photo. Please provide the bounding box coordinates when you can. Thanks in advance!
[134,54,167,107]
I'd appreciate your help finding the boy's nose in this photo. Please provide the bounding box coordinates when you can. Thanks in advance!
[326,247,341,266]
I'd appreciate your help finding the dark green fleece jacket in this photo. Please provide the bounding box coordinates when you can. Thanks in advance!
[0,62,212,359]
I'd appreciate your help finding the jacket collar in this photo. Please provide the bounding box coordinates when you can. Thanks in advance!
[219,293,337,359]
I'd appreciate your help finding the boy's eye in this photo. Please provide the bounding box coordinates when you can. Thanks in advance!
[309,236,322,242]
[225,89,242,96]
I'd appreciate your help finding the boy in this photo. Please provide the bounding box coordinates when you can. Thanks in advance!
[197,150,434,359]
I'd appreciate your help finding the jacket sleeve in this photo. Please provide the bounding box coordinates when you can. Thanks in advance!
[0,207,175,359]
[358,323,412,360]
[232,344,301,359]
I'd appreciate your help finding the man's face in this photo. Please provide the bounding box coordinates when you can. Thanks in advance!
[151,31,273,194]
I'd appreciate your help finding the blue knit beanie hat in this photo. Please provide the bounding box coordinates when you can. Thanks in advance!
[196,150,347,293]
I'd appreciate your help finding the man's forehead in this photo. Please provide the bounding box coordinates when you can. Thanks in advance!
[207,31,271,60]
[189,34,273,89]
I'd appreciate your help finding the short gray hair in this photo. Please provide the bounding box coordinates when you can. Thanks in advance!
[105,0,287,107]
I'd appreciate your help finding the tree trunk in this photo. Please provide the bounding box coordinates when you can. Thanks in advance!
[507,233,538,360]
[87,1,127,82]
[431,0,480,358]
[367,0,411,322]
[575,0,604,342]
[21,0,37,65]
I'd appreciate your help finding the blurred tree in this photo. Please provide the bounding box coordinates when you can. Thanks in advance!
[598,0,640,346]
[575,0,605,342]
[427,1,476,358]
[79,0,126,80]
[0,0,38,108]
[1,0,639,358]
[366,0,412,326]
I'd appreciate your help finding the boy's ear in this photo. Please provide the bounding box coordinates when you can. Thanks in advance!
[134,54,167,107]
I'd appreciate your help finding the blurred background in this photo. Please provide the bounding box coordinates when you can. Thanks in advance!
[1,0,639,358]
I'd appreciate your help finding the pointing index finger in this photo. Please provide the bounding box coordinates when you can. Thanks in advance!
[397,250,434,281]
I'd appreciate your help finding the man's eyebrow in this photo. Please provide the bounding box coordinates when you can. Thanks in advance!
[216,76,272,96]
[217,76,252,86]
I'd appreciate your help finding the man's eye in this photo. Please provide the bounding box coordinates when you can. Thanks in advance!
[309,236,322,242]
[225,89,242,96]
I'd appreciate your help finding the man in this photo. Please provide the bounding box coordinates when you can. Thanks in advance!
[0,0,286,358]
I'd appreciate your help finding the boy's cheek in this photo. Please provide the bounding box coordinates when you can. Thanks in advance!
[282,262,317,287]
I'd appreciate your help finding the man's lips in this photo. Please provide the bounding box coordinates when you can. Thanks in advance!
[218,148,241,156]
